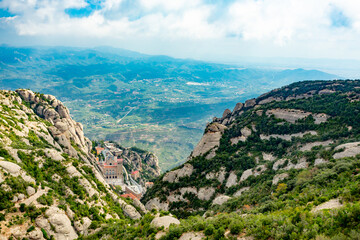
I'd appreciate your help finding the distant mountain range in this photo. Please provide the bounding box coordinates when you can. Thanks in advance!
[0,45,339,170]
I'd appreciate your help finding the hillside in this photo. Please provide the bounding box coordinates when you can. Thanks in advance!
[0,46,339,170]
[0,89,145,239]
[140,80,360,239]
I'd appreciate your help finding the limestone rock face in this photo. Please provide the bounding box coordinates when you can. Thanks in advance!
[205,167,226,183]
[233,102,243,113]
[190,123,227,159]
[333,142,360,159]
[266,109,328,124]
[16,89,94,160]
[226,172,238,188]
[123,204,142,220]
[179,232,205,240]
[212,195,231,205]
[74,217,92,236]
[198,187,216,201]
[222,109,231,118]
[272,173,289,185]
[151,216,180,230]
[36,206,78,240]
[311,199,343,213]
[163,164,193,183]
[244,99,256,108]
[233,187,250,197]
[145,197,169,211]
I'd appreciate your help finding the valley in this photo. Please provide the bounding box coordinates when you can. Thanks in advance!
[0,46,339,171]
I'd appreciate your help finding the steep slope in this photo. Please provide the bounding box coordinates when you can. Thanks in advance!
[0,90,143,240]
[141,80,360,239]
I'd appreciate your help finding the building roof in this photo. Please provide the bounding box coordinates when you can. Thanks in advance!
[131,170,139,174]
[120,193,139,200]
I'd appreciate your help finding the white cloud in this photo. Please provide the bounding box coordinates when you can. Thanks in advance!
[1,0,360,60]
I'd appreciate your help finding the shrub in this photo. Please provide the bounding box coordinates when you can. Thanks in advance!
[204,224,215,236]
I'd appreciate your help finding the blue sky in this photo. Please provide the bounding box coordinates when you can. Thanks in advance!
[0,0,360,62]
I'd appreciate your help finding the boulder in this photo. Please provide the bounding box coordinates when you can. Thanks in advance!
[0,160,21,176]
[151,216,180,230]
[27,186,36,196]
[18,193,25,201]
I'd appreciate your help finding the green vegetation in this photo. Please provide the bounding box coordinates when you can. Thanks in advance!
[0,46,337,170]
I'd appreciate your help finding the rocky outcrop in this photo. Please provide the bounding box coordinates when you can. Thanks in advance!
[16,89,93,160]
[266,109,329,124]
[163,164,193,183]
[233,187,250,197]
[212,195,231,205]
[311,199,343,213]
[260,131,317,141]
[36,207,78,240]
[151,216,180,230]
[272,173,289,185]
[333,142,360,159]
[198,187,216,201]
[205,167,226,183]
[226,172,238,188]
[179,232,205,240]
[145,197,169,211]
[190,123,227,159]
[299,140,333,151]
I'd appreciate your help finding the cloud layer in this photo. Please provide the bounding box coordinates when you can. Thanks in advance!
[1,0,360,60]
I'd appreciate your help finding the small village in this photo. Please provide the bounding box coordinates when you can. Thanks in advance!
[94,142,153,200]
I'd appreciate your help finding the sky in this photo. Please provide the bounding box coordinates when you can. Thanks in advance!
[1,0,360,64]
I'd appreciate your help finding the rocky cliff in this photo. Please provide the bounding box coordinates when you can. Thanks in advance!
[0,89,143,240]
[142,80,360,217]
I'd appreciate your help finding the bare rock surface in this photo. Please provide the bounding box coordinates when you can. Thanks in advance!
[300,140,334,151]
[272,173,289,185]
[151,216,180,230]
[205,167,226,183]
[262,153,276,161]
[260,131,317,141]
[333,142,360,159]
[233,187,250,197]
[190,123,227,159]
[145,197,169,211]
[266,109,328,124]
[179,232,205,240]
[36,206,78,240]
[212,195,231,205]
[226,172,238,188]
[311,199,343,213]
[198,187,216,201]
[163,164,193,183]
